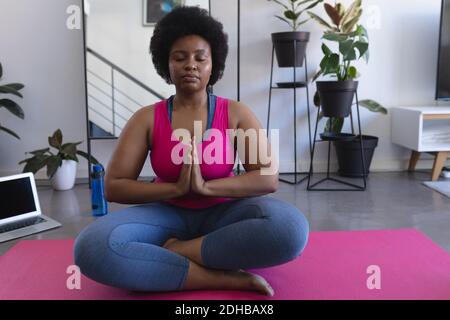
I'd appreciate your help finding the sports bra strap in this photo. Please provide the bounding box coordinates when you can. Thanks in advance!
[167,94,216,140]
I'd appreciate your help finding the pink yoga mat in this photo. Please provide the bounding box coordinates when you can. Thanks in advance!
[0,229,449,300]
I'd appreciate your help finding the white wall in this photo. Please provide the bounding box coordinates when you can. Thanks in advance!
[86,0,208,99]
[212,0,450,172]
[87,0,173,102]
[0,0,89,179]
[86,0,208,136]
[0,0,449,180]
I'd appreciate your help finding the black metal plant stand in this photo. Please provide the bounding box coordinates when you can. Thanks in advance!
[266,44,312,185]
[307,90,367,191]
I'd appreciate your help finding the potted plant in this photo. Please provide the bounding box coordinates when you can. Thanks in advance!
[19,129,100,190]
[308,0,387,177]
[268,0,323,67]
[0,62,25,139]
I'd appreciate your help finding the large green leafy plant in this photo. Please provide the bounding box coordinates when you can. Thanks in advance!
[0,63,25,139]
[308,0,386,133]
[310,0,368,81]
[19,129,100,179]
[268,0,324,31]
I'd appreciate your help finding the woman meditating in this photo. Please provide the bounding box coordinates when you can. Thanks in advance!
[74,6,309,296]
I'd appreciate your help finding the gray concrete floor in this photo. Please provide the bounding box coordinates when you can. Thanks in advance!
[1,172,449,255]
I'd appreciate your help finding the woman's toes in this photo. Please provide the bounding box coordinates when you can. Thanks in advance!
[250,274,274,297]
[237,270,274,296]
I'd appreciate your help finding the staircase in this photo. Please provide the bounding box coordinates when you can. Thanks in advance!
[86,47,165,137]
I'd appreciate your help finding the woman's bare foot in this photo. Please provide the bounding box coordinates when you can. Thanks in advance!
[248,273,275,297]
[163,239,274,296]
[225,269,275,297]
[162,237,178,250]
[162,236,205,266]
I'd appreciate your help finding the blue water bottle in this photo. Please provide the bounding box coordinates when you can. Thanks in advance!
[91,164,108,216]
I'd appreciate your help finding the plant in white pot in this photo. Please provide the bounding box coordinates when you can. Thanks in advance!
[268,0,323,67]
[19,129,100,190]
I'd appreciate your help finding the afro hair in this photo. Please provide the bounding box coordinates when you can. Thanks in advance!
[149,6,228,86]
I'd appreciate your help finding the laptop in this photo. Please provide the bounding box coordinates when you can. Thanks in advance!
[0,172,61,243]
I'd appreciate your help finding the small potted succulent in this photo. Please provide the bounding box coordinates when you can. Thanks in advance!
[268,0,323,67]
[308,0,387,177]
[19,129,100,190]
[0,62,25,139]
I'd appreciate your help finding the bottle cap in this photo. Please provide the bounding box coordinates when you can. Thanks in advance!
[93,164,104,173]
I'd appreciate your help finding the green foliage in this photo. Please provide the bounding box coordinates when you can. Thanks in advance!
[268,0,324,31]
[19,129,100,179]
[317,99,388,133]
[309,0,387,133]
[308,0,368,80]
[0,62,25,139]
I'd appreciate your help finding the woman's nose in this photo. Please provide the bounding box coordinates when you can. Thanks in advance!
[184,57,198,71]
[185,64,198,71]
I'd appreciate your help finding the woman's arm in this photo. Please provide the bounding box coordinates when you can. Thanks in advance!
[203,101,279,198]
[106,179,181,204]
[104,106,184,204]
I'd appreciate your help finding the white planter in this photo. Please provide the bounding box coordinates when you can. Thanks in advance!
[50,160,77,191]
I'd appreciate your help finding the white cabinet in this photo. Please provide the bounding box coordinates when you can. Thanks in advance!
[391,106,450,181]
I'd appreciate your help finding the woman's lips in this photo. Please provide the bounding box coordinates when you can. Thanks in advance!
[182,75,199,82]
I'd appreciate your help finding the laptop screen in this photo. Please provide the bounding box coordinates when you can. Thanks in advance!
[0,177,37,219]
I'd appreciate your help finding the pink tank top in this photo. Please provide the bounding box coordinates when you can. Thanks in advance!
[150,95,236,209]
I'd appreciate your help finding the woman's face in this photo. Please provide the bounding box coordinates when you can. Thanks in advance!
[168,35,212,92]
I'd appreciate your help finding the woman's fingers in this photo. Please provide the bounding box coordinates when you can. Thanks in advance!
[190,135,209,195]
[192,135,199,164]
[183,138,193,164]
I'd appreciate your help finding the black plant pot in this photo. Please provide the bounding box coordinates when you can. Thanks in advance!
[317,80,359,118]
[333,135,378,177]
[271,32,310,67]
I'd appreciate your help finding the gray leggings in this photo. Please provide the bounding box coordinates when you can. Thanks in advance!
[74,196,309,292]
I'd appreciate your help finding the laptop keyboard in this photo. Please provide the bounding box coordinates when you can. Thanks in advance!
[0,217,46,234]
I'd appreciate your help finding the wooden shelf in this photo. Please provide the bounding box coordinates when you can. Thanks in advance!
[423,114,450,120]
[392,106,450,180]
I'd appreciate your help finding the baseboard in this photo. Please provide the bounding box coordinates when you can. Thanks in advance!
[2,158,448,184]
[276,158,450,173]
[33,176,156,187]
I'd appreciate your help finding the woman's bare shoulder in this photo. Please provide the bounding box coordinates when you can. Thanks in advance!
[140,103,156,118]
[227,99,253,114]
[129,104,156,149]
[227,99,255,129]
[132,104,156,128]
